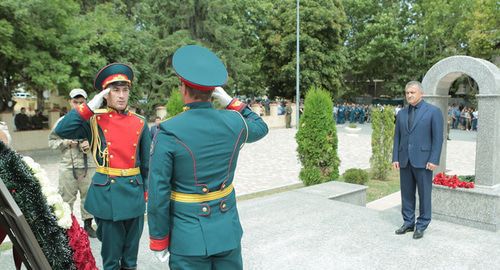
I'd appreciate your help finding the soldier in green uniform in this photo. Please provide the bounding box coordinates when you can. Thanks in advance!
[54,63,151,270]
[49,88,97,238]
[148,45,269,269]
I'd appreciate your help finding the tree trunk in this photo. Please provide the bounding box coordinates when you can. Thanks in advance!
[35,89,44,112]
[0,85,15,113]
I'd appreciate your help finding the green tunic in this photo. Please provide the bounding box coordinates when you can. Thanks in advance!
[148,102,268,257]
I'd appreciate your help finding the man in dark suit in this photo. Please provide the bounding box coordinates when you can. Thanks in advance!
[392,81,444,239]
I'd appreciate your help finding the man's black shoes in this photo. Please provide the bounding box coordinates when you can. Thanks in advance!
[395,225,414,235]
[413,229,424,239]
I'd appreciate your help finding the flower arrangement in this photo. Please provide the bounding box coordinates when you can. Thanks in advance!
[22,156,98,269]
[67,215,98,270]
[433,172,475,189]
[0,142,75,269]
[22,156,72,229]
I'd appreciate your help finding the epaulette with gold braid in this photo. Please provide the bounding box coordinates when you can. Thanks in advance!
[94,109,109,114]
[131,112,146,120]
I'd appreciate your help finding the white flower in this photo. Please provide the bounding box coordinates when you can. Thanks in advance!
[55,203,72,229]
[41,185,55,196]
[22,156,42,173]
[46,193,63,205]
[34,172,50,185]
[23,155,72,230]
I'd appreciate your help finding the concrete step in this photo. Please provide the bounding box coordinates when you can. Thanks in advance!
[366,191,401,211]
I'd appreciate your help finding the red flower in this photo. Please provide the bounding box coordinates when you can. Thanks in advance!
[433,173,475,189]
[67,215,98,270]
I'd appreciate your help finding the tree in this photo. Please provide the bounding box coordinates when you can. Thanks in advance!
[261,0,348,99]
[0,0,81,111]
[137,0,268,101]
[296,86,340,185]
[344,0,413,97]
[464,0,500,60]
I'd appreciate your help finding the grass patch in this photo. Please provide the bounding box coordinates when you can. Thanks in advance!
[339,169,400,202]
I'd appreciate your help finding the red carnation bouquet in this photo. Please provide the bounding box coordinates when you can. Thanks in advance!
[67,214,98,270]
[433,172,475,189]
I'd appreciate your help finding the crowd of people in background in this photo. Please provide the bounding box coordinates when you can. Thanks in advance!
[334,103,372,124]
[13,107,49,131]
[11,98,479,134]
[448,104,478,131]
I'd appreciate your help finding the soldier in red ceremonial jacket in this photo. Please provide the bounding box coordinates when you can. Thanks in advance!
[55,63,151,270]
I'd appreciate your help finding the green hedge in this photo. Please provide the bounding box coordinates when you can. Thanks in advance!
[296,86,340,186]
[370,106,395,180]
[343,168,369,185]
[166,89,184,117]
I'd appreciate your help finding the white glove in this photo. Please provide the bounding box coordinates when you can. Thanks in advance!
[212,87,233,107]
[154,249,169,263]
[87,88,110,111]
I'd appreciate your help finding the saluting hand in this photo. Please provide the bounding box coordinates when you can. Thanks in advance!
[212,87,233,107]
[87,88,111,112]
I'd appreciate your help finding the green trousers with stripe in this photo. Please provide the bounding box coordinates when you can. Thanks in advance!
[95,216,144,270]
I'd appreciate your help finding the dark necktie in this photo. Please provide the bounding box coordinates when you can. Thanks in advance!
[408,105,415,129]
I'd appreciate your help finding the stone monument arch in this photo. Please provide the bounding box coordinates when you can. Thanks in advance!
[421,55,500,231]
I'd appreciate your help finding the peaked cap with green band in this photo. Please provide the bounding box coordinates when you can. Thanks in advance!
[172,45,228,91]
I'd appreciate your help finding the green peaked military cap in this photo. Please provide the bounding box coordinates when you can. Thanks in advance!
[94,63,134,91]
[172,45,228,91]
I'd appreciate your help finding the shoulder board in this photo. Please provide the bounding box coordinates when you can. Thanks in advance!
[94,109,108,114]
[130,112,146,120]
[161,111,188,123]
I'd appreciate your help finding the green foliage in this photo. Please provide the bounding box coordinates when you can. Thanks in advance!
[348,123,357,128]
[1,0,497,112]
[344,0,413,97]
[139,0,267,98]
[261,0,348,98]
[370,106,395,180]
[459,175,475,183]
[299,167,323,186]
[342,168,369,185]
[296,86,340,185]
[344,0,499,98]
[0,142,75,270]
[166,89,184,117]
[464,0,500,59]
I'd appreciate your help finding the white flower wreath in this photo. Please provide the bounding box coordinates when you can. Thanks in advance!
[22,156,72,229]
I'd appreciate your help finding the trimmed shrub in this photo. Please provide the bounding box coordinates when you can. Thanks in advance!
[296,86,340,186]
[166,89,184,117]
[343,168,369,185]
[299,167,323,186]
[370,106,395,180]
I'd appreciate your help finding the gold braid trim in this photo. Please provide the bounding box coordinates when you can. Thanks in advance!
[90,115,109,168]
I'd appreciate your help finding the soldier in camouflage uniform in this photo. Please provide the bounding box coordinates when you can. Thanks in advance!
[49,88,97,238]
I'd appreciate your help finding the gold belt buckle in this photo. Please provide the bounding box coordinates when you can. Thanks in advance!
[121,169,126,176]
